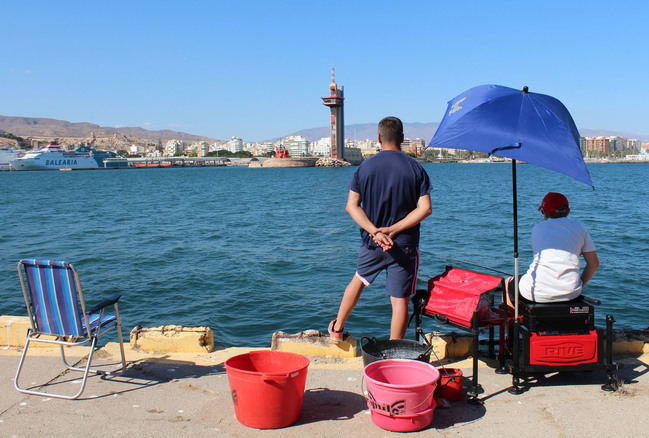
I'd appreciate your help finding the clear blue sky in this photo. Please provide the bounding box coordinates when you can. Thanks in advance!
[2,1,648,142]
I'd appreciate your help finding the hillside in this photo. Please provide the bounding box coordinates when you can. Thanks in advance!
[0,115,218,144]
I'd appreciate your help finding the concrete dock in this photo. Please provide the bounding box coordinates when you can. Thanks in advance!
[1,340,648,438]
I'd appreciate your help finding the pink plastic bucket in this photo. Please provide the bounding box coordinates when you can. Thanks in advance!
[368,400,437,433]
[363,359,440,431]
[225,351,309,429]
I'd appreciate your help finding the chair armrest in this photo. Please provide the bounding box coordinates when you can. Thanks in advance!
[87,294,122,314]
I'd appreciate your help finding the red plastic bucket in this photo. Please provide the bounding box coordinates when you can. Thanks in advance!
[225,350,310,429]
[436,368,464,401]
[363,359,440,432]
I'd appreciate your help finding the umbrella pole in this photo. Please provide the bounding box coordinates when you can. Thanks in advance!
[512,158,519,313]
[510,158,523,393]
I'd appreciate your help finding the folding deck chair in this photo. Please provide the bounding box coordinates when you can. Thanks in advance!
[14,259,127,399]
[412,266,512,401]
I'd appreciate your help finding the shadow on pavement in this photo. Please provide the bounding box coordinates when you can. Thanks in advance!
[124,356,226,381]
[432,401,487,429]
[296,387,367,424]
[38,356,228,400]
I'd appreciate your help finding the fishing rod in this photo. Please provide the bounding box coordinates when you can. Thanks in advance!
[444,258,513,277]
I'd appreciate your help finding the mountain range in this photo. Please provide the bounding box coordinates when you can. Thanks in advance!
[0,115,216,143]
[1,115,647,145]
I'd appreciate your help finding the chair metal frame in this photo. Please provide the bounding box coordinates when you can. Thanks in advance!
[14,259,127,399]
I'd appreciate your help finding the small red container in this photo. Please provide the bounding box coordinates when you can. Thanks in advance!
[435,368,464,401]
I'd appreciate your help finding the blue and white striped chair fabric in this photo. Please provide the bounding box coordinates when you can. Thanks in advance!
[19,259,117,338]
[15,258,126,399]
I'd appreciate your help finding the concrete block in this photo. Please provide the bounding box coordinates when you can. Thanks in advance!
[271,330,357,358]
[129,325,214,353]
[423,333,449,361]
[612,340,645,355]
[0,315,31,347]
[0,315,63,348]
[436,333,472,359]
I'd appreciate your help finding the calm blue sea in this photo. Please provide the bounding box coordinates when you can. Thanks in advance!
[1,163,647,346]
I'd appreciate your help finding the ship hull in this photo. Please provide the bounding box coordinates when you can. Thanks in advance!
[10,146,99,171]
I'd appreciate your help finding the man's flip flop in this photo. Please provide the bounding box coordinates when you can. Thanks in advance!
[328,319,344,343]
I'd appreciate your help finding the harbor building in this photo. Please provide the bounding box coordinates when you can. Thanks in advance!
[283,136,309,157]
[627,139,642,151]
[312,137,331,156]
[344,146,363,164]
[164,140,183,156]
[356,139,381,156]
[321,68,344,160]
[129,144,142,155]
[189,141,209,157]
[402,138,426,157]
[608,136,627,153]
[227,137,243,153]
[584,137,610,155]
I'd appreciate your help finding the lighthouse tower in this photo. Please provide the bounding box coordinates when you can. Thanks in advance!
[321,68,344,160]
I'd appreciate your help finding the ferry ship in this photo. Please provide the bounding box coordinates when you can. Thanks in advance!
[0,148,21,170]
[10,142,125,170]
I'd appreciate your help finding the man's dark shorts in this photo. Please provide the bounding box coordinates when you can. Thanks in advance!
[356,244,420,298]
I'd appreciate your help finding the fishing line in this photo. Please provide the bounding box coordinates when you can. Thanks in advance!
[443,258,512,277]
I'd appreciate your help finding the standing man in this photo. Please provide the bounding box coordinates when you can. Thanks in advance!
[329,116,432,342]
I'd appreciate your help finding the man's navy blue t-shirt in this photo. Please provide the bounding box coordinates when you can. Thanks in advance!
[349,150,431,248]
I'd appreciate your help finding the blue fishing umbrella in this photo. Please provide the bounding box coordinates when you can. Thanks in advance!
[428,84,593,387]
[430,84,592,186]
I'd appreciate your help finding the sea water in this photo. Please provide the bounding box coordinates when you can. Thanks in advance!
[1,163,647,346]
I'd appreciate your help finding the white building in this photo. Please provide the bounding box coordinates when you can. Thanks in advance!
[147,148,162,158]
[624,151,649,161]
[209,142,224,152]
[189,141,209,157]
[312,137,331,156]
[251,142,274,156]
[228,137,243,153]
[283,135,309,157]
[164,140,184,156]
[356,139,381,156]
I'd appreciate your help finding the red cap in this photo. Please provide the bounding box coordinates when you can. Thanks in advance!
[539,192,570,214]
